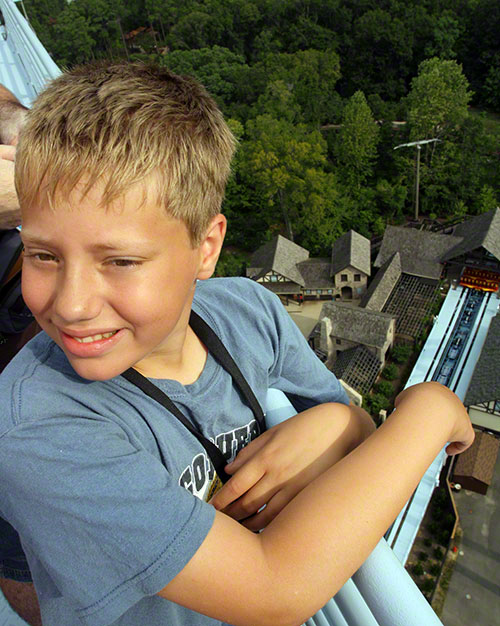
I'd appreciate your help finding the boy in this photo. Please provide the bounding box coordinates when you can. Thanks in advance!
[0,62,473,626]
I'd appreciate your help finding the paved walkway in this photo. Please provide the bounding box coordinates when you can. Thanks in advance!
[441,450,500,626]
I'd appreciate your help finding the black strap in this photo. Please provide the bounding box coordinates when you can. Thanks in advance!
[122,310,266,484]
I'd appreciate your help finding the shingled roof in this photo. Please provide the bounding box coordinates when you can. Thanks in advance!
[247,235,309,286]
[375,226,461,280]
[331,230,371,277]
[320,301,394,348]
[442,207,500,263]
[453,431,499,488]
[464,314,500,406]
[361,252,402,311]
[296,258,335,289]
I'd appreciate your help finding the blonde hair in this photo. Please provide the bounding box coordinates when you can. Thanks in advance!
[15,62,236,245]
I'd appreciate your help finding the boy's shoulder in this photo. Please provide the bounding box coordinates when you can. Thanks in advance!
[194,276,282,319]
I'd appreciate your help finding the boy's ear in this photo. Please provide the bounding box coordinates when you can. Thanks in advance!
[197,214,227,281]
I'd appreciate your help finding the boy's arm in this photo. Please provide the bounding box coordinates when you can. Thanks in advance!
[157,382,473,626]
[211,402,375,529]
[0,579,42,626]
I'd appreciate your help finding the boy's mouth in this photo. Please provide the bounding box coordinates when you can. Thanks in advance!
[73,331,118,343]
[59,328,124,358]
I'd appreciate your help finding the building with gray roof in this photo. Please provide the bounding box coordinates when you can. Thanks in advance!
[318,301,395,368]
[465,313,500,433]
[442,207,500,268]
[248,230,370,302]
[361,252,402,311]
[374,226,460,280]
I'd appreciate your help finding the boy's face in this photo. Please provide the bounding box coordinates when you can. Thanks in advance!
[20,179,224,381]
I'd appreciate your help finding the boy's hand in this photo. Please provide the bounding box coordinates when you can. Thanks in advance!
[210,403,374,531]
[394,382,475,455]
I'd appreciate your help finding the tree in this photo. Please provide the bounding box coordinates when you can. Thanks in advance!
[335,90,380,187]
[406,58,472,141]
[255,49,341,126]
[240,114,341,253]
[160,46,249,111]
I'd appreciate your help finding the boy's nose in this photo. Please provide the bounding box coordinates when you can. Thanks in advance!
[53,267,102,324]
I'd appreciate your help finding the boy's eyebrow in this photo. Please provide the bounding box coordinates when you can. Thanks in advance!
[21,232,151,252]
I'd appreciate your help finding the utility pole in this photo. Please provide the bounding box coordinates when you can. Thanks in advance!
[394,138,440,221]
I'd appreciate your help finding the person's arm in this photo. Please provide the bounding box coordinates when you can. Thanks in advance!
[211,402,375,529]
[0,578,42,626]
[0,144,20,229]
[157,382,473,626]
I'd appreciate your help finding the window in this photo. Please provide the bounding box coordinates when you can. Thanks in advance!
[305,290,311,294]
[317,290,322,295]
[270,275,278,282]
[341,274,348,282]
[354,274,361,282]
[327,289,333,294]
[336,339,341,345]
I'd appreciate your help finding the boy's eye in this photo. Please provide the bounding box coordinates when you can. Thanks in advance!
[109,259,142,268]
[29,252,58,263]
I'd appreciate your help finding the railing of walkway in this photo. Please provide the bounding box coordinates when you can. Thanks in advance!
[0,1,444,623]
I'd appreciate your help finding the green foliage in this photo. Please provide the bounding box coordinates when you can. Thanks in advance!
[367,393,388,417]
[373,380,394,397]
[392,344,412,364]
[412,563,424,576]
[429,563,441,577]
[160,46,249,110]
[418,551,428,562]
[407,57,472,140]
[421,578,435,593]
[382,363,399,381]
[423,537,432,548]
[239,114,341,254]
[433,547,444,560]
[214,250,247,277]
[336,91,380,187]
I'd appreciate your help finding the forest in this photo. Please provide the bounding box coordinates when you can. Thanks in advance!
[18,0,500,265]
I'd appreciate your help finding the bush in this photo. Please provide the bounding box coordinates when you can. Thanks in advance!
[373,380,393,396]
[368,393,388,416]
[392,344,412,364]
[418,551,428,562]
[412,563,424,576]
[439,530,450,546]
[421,578,435,594]
[429,563,441,577]
[423,537,432,547]
[429,521,440,537]
[382,363,398,380]
[433,547,444,560]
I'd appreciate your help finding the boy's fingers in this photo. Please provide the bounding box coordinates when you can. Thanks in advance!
[210,463,265,511]
[225,434,270,474]
[221,478,277,521]
[240,490,292,531]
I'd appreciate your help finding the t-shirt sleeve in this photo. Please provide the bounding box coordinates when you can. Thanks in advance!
[0,413,215,626]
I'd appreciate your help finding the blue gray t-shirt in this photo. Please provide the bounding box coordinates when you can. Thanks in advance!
[0,277,348,626]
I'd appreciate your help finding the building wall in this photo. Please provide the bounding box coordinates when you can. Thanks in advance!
[333,265,368,301]
[468,405,500,433]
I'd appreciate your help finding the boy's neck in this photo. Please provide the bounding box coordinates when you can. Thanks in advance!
[133,325,208,384]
